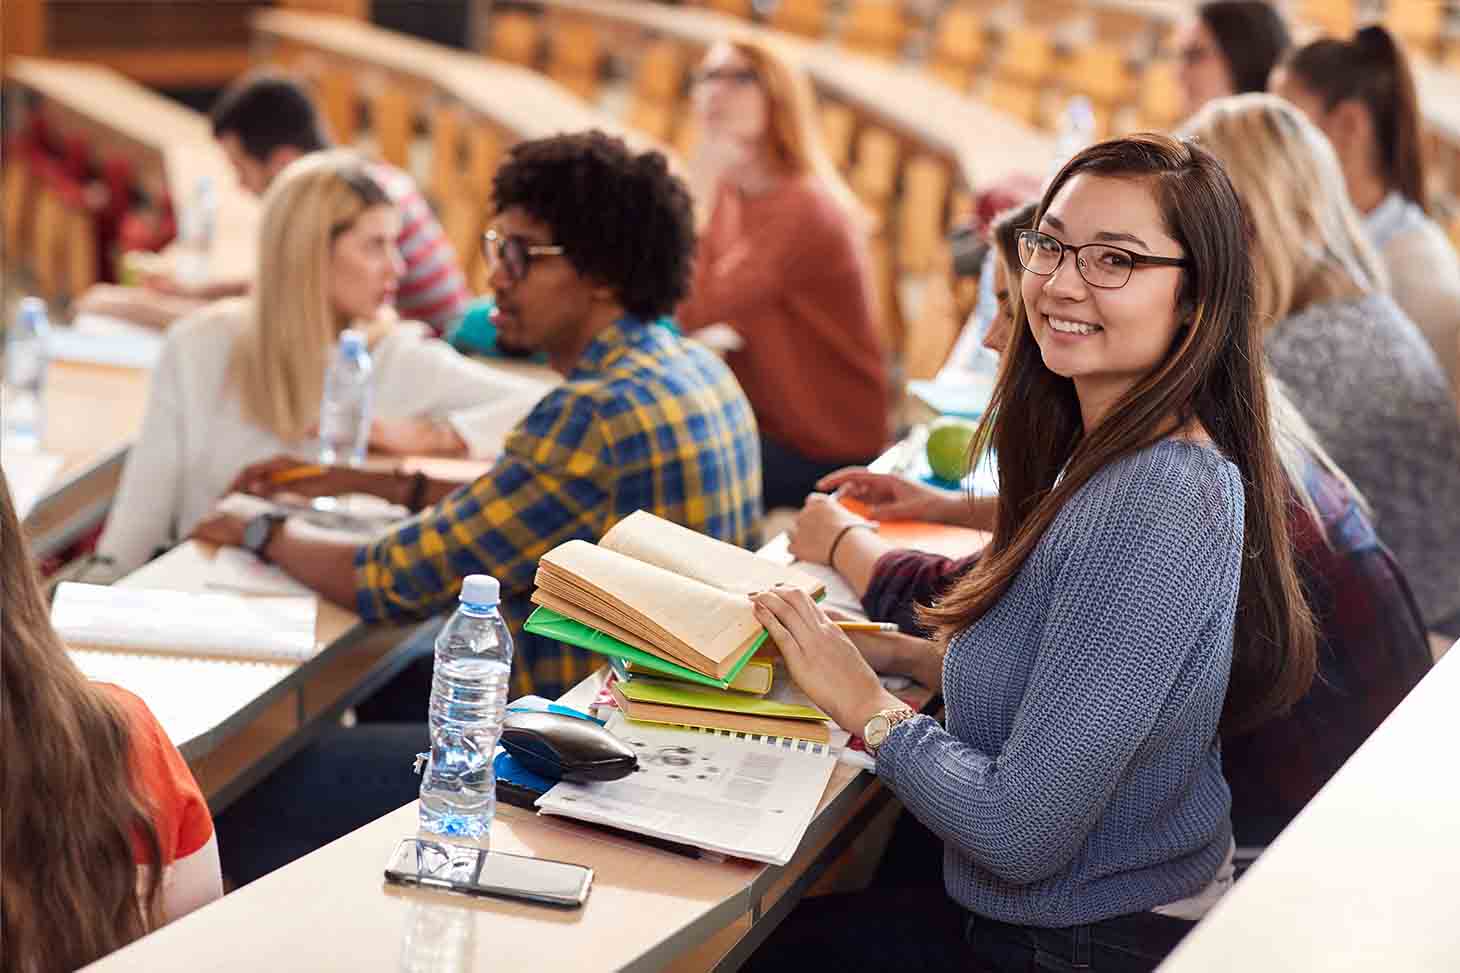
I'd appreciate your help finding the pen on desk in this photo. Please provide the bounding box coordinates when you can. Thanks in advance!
[833,621,899,633]
[268,464,326,486]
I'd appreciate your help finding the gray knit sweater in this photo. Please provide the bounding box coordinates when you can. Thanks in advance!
[877,441,1243,927]
[1265,294,1460,633]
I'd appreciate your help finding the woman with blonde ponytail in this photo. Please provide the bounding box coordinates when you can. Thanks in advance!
[97,150,543,576]
[1,471,221,972]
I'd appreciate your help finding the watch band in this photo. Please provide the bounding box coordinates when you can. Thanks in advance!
[865,706,917,757]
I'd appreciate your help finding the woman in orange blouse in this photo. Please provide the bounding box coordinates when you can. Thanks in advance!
[678,37,891,510]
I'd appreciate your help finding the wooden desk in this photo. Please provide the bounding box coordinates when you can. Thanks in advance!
[250,10,661,152]
[3,57,258,282]
[11,358,150,559]
[1158,643,1460,972]
[533,0,1054,190]
[70,539,420,813]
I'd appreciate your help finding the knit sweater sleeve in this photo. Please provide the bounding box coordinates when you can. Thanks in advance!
[875,451,1243,885]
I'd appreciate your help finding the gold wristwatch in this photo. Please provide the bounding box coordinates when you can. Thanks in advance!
[863,706,917,757]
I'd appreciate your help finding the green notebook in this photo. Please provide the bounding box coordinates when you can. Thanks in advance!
[524,606,763,690]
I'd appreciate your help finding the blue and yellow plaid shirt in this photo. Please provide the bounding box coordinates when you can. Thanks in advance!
[355,317,762,699]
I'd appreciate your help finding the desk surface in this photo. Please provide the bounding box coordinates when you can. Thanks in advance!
[251,9,662,154]
[5,57,258,282]
[534,0,1055,190]
[1159,644,1460,972]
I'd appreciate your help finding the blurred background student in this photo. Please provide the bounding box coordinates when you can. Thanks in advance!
[677,37,889,510]
[1272,25,1460,396]
[96,150,542,576]
[1,471,221,973]
[1173,1,1292,119]
[77,70,470,337]
[1186,94,1460,638]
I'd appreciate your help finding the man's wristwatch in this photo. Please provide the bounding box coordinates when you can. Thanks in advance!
[863,706,918,758]
[242,512,287,564]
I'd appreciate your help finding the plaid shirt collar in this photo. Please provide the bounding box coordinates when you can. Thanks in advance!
[568,315,649,379]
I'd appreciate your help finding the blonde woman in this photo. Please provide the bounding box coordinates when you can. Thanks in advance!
[677,36,890,509]
[1185,94,1460,637]
[98,150,543,575]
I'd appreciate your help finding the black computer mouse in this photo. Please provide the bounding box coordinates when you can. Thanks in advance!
[500,711,638,783]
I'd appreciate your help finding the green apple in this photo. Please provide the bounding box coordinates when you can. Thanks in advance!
[925,416,978,482]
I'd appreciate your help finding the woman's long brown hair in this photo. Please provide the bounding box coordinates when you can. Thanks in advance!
[921,135,1317,735]
[1,473,164,972]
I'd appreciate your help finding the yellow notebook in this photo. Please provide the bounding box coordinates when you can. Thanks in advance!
[624,657,773,695]
[610,683,831,744]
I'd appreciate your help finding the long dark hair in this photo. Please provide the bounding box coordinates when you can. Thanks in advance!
[1,473,165,972]
[1199,1,1292,94]
[921,135,1317,736]
[1282,24,1428,211]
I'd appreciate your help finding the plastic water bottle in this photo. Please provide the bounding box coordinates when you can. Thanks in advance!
[317,328,373,466]
[1053,95,1097,172]
[416,575,514,844]
[4,298,52,450]
[174,175,216,289]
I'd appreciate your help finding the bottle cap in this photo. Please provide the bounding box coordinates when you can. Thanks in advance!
[460,574,500,607]
[339,329,366,353]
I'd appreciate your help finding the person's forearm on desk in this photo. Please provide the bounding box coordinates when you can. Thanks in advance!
[261,530,363,612]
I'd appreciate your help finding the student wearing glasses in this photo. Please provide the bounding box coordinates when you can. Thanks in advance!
[744,134,1318,971]
[677,37,890,510]
[194,131,762,704]
[96,150,541,578]
[1271,25,1460,397]
[1186,94,1460,640]
[1173,1,1291,119]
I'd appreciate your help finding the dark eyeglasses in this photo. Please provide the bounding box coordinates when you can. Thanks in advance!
[691,67,759,87]
[1017,230,1189,290]
[481,229,565,283]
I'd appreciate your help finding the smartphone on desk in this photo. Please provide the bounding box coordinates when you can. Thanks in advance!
[383,838,593,909]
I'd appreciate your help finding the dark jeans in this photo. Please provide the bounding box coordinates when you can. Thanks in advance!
[215,723,428,887]
[760,434,874,511]
[745,808,1195,973]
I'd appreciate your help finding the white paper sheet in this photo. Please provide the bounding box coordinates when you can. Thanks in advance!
[1,446,63,518]
[535,712,836,865]
[206,546,315,597]
[51,582,317,663]
[49,314,165,370]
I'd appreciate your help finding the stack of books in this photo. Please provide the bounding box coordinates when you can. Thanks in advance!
[524,510,832,743]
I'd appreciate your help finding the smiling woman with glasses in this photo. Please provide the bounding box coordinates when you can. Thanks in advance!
[742,134,1319,973]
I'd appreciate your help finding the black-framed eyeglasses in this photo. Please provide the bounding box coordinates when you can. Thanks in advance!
[481,229,565,283]
[1017,230,1189,290]
[691,67,759,87]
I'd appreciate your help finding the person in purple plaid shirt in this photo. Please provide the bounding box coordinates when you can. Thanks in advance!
[792,386,1432,851]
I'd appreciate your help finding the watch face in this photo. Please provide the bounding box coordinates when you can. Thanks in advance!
[244,515,277,553]
[865,714,890,748]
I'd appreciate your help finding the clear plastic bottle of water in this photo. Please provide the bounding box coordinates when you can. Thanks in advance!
[416,575,514,844]
[174,175,216,289]
[4,297,52,450]
[317,328,373,466]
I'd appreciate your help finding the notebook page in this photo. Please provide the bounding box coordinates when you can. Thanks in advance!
[52,582,317,663]
[206,546,315,598]
[535,712,836,866]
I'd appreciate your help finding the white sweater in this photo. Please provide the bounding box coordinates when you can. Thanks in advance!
[98,300,548,575]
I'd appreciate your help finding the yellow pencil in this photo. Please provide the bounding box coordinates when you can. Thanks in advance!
[834,620,899,633]
[268,464,327,486]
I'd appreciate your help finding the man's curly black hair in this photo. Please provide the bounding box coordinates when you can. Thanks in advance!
[491,131,696,320]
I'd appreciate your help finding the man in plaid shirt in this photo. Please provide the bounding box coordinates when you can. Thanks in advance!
[197,132,762,700]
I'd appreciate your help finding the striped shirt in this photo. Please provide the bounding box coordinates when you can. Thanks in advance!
[368,163,470,336]
[354,317,763,699]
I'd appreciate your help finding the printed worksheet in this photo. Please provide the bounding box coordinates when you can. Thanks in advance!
[535,713,836,865]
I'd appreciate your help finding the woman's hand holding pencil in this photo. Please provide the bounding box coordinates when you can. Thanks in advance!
[226,454,343,499]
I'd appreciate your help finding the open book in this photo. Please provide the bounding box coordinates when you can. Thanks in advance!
[526,511,824,686]
[51,582,318,663]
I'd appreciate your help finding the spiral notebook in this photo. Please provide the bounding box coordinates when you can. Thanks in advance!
[51,582,318,663]
[534,712,836,865]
